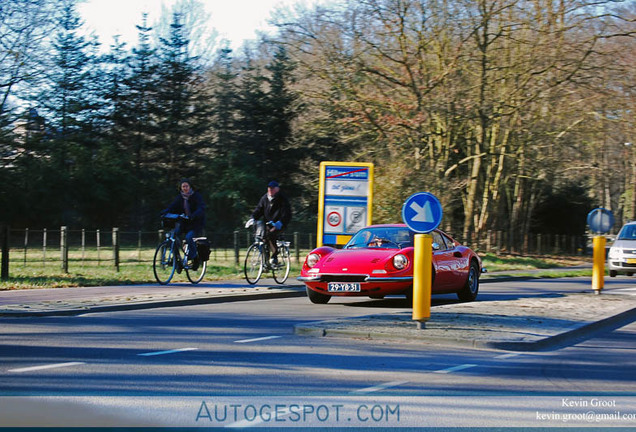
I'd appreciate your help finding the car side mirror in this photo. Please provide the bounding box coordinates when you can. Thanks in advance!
[432,242,441,251]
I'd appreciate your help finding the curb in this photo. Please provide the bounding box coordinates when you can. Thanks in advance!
[491,305,636,351]
[0,288,306,317]
[294,305,636,352]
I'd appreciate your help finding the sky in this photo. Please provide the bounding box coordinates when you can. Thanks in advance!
[77,0,315,51]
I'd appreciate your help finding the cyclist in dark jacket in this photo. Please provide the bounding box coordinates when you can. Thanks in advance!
[162,178,206,264]
[247,180,292,264]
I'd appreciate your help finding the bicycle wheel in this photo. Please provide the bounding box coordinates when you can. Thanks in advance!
[272,245,291,284]
[153,240,176,285]
[186,258,207,284]
[244,243,264,284]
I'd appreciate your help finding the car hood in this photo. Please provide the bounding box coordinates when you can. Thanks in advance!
[611,239,636,250]
[316,248,405,273]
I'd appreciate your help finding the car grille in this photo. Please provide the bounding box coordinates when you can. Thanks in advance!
[320,274,368,282]
[611,262,636,268]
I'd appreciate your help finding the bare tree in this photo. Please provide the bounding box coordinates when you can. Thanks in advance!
[276,0,635,243]
[0,0,57,115]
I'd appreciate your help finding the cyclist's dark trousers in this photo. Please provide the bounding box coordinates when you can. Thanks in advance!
[269,230,282,260]
[175,224,200,259]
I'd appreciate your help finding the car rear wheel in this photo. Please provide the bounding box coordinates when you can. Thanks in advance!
[306,287,331,304]
[457,261,479,302]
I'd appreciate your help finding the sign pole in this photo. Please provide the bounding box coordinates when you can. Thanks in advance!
[586,208,614,296]
[402,192,442,330]
[412,233,432,328]
[592,235,605,294]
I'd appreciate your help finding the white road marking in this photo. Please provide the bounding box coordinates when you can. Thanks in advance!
[137,347,198,357]
[350,380,409,394]
[495,353,521,359]
[234,336,282,344]
[433,364,478,374]
[9,362,86,373]
[351,364,481,393]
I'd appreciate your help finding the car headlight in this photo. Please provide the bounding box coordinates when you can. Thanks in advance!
[393,254,408,270]
[306,253,321,268]
[608,248,621,259]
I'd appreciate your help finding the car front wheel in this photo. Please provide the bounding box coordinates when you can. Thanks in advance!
[457,261,479,302]
[306,287,331,304]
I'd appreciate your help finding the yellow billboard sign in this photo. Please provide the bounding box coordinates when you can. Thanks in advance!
[317,161,374,247]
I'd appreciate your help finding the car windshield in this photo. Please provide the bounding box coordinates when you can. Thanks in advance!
[345,227,414,249]
[617,224,636,240]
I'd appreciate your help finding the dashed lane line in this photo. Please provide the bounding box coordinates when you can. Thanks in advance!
[433,364,478,374]
[9,362,86,373]
[495,353,522,359]
[350,380,410,394]
[234,336,282,344]
[351,354,527,394]
[137,347,199,357]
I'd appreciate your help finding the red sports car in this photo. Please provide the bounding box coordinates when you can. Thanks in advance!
[298,224,483,304]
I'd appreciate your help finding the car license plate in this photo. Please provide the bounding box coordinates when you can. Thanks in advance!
[328,282,361,292]
[627,258,636,264]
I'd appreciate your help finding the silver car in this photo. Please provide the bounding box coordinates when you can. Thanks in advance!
[607,221,636,277]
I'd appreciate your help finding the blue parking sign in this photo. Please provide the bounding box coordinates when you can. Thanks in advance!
[402,193,443,234]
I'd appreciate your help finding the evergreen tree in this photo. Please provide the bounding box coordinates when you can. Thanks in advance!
[110,15,161,228]
[154,12,209,183]
[209,46,237,168]
[204,45,252,230]
[263,45,300,186]
[87,36,137,227]
[25,0,101,226]
[235,52,268,175]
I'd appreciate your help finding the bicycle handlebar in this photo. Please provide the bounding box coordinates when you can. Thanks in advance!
[162,213,189,220]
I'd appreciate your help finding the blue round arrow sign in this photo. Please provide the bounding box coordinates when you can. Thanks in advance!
[587,208,614,234]
[402,192,443,234]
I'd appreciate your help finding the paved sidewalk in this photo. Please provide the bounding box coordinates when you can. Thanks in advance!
[0,280,305,316]
[294,289,636,351]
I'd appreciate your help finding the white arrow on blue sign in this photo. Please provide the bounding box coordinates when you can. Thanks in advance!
[402,192,443,234]
[587,208,614,234]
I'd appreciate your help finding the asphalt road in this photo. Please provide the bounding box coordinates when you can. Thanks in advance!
[1,278,635,428]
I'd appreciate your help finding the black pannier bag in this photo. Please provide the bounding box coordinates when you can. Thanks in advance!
[196,239,211,261]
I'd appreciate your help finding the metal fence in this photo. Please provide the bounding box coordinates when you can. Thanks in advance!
[0,226,316,275]
[478,230,588,256]
[0,225,588,279]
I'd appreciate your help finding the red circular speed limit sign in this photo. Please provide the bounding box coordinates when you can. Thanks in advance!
[327,211,342,227]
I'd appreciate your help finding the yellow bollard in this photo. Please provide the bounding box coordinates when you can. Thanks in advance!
[592,235,606,294]
[413,233,432,328]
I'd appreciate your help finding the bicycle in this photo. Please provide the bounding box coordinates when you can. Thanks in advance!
[153,213,208,285]
[244,220,291,285]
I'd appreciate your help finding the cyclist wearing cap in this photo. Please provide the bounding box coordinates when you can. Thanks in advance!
[161,178,206,266]
[246,180,292,265]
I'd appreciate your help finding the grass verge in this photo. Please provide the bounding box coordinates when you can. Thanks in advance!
[0,253,591,290]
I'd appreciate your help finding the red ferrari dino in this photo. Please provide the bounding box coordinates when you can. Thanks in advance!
[298,224,483,304]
